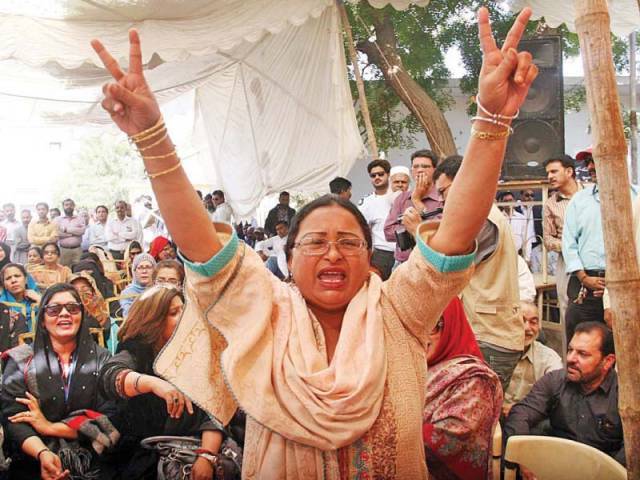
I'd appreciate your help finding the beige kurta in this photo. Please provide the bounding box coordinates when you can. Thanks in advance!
[155,223,474,479]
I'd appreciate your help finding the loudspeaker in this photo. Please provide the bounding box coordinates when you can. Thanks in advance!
[503,36,564,180]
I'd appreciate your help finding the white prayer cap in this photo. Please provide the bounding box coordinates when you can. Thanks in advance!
[389,166,410,178]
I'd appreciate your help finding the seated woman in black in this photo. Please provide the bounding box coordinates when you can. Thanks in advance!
[99,284,240,480]
[0,302,28,352]
[1,283,117,480]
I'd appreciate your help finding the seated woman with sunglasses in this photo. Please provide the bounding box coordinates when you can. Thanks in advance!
[92,7,536,478]
[1,284,118,480]
[422,298,502,480]
[99,285,241,480]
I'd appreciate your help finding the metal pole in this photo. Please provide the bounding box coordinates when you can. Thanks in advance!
[630,32,638,184]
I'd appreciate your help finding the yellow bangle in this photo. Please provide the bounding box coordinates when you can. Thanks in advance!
[130,117,165,142]
[136,131,168,152]
[146,161,182,180]
[141,149,177,161]
[470,125,511,141]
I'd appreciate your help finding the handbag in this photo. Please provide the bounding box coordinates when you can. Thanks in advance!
[140,435,242,480]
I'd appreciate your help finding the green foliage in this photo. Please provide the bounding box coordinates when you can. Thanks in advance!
[564,84,587,113]
[53,135,145,209]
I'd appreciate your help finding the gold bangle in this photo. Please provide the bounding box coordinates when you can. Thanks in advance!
[136,131,168,152]
[146,161,182,180]
[130,117,165,142]
[141,149,178,161]
[470,125,511,141]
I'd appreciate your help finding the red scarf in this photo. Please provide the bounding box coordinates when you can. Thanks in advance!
[427,297,483,366]
[148,236,170,261]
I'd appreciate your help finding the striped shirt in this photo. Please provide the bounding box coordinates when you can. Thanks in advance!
[542,184,582,253]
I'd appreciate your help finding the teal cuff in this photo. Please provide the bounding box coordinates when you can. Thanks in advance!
[180,231,239,278]
[417,234,475,273]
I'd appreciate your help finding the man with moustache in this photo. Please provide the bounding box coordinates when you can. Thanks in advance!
[28,202,58,248]
[503,301,563,416]
[505,321,625,466]
[358,159,395,280]
[55,198,87,267]
[389,166,410,193]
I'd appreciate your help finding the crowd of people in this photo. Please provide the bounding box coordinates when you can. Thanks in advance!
[0,5,632,480]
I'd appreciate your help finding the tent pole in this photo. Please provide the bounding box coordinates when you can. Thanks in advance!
[336,0,379,159]
[574,1,640,477]
[631,31,638,185]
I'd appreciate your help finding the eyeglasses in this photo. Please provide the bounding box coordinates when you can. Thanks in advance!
[294,236,367,256]
[369,171,386,178]
[44,302,82,316]
[136,265,154,271]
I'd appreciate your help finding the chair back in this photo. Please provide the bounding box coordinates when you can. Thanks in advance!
[504,435,626,480]
[491,422,502,480]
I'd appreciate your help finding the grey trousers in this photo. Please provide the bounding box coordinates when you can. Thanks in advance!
[59,246,82,268]
[478,342,522,393]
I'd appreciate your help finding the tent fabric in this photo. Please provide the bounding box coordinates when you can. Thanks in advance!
[508,0,640,37]
[0,0,427,215]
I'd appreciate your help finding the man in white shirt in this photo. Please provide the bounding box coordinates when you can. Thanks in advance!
[85,205,109,249]
[211,190,233,224]
[260,221,289,280]
[106,200,141,260]
[498,191,535,262]
[358,159,396,280]
[1,203,21,259]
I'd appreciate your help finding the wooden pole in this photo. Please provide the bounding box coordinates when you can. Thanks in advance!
[336,0,379,159]
[630,32,638,184]
[574,1,640,477]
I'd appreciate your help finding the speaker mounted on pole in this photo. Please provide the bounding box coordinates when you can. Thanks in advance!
[503,36,565,180]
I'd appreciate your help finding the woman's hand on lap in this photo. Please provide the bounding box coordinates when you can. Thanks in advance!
[39,451,70,480]
[150,377,194,418]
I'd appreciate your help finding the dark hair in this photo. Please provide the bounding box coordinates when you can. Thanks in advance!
[497,190,515,201]
[1,263,27,285]
[574,321,615,356]
[329,177,352,195]
[543,155,576,178]
[212,190,224,198]
[128,241,142,252]
[410,149,438,168]
[95,205,109,213]
[153,260,185,284]
[285,195,372,261]
[50,208,61,215]
[367,159,391,174]
[36,284,84,331]
[36,202,49,210]
[62,198,74,205]
[28,246,43,259]
[275,220,289,228]
[42,242,61,256]
[433,155,463,182]
[279,191,290,197]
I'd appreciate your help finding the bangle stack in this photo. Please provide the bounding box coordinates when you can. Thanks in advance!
[470,96,518,140]
[129,117,182,180]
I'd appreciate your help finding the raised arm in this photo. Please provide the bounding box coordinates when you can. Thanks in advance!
[92,31,222,262]
[430,8,537,255]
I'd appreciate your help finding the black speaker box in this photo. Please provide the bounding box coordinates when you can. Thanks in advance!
[503,36,565,180]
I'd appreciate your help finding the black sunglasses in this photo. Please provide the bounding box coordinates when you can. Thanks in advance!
[44,302,82,316]
[369,171,387,178]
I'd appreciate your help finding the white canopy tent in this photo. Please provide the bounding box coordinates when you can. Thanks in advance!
[508,0,639,36]
[0,0,428,216]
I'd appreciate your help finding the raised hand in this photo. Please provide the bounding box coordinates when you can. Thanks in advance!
[476,7,538,117]
[91,30,161,136]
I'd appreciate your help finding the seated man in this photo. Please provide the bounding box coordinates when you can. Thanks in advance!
[503,301,563,416]
[504,321,625,466]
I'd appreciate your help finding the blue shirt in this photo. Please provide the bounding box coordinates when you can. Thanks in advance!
[562,184,637,273]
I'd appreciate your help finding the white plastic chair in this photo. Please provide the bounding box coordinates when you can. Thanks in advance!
[492,422,502,480]
[504,435,627,480]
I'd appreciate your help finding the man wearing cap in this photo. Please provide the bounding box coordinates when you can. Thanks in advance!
[543,154,582,329]
[384,149,443,264]
[389,166,410,193]
[563,149,636,339]
[358,159,396,280]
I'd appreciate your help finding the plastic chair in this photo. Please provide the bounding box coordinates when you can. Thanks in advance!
[492,422,502,480]
[504,435,627,480]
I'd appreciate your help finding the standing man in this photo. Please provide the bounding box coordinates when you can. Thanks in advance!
[107,200,141,260]
[384,149,443,264]
[389,166,411,193]
[433,156,523,390]
[329,177,353,201]
[562,151,636,338]
[1,203,21,260]
[12,209,32,265]
[211,190,233,224]
[55,198,86,267]
[358,159,396,280]
[543,155,581,328]
[28,202,58,248]
[497,191,534,262]
[264,191,296,237]
[86,205,110,249]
